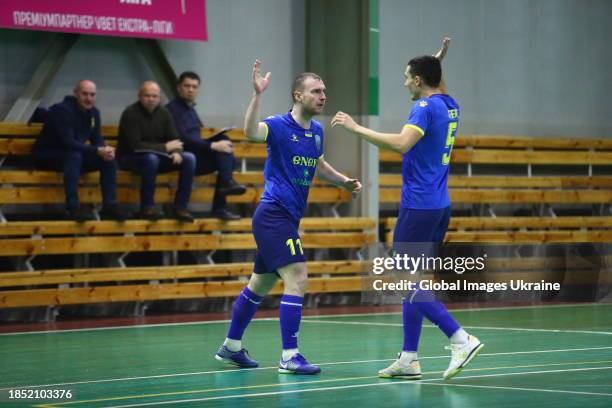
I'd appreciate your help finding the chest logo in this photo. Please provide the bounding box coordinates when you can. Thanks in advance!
[291,134,299,142]
[315,134,322,152]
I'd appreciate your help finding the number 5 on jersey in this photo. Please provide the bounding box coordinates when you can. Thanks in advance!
[442,121,458,165]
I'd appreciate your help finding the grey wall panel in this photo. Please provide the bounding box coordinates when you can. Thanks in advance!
[379,0,612,137]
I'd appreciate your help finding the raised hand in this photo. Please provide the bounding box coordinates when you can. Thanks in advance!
[252,59,271,94]
[435,37,452,60]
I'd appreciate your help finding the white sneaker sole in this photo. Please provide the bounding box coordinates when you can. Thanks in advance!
[443,342,485,380]
[378,372,422,380]
[278,367,321,375]
[215,354,241,367]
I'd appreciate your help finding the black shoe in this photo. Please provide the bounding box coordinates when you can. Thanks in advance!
[65,207,95,222]
[136,207,163,221]
[212,208,241,221]
[99,205,130,222]
[218,179,247,196]
[174,207,195,223]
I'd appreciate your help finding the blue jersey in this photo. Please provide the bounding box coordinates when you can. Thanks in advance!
[401,94,460,209]
[260,112,325,222]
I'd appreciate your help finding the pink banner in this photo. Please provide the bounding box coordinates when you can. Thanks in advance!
[0,0,207,41]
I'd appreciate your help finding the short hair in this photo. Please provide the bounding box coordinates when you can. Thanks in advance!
[74,79,95,92]
[407,55,442,88]
[291,72,323,102]
[177,71,200,84]
[139,80,160,95]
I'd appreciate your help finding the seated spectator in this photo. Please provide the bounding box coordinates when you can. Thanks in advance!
[32,79,127,222]
[117,80,196,222]
[166,71,246,221]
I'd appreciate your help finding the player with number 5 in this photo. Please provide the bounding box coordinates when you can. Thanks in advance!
[332,37,484,380]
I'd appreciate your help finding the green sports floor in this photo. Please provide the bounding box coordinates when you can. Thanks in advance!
[1,303,612,407]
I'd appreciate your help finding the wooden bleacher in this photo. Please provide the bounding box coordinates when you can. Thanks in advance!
[3,123,611,207]
[1,122,611,313]
[383,216,612,244]
[0,123,347,208]
[0,217,375,307]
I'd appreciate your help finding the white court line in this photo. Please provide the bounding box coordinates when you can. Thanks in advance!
[0,318,276,337]
[0,302,608,336]
[3,345,612,392]
[36,360,612,408]
[301,319,612,336]
[94,366,612,408]
[421,382,612,398]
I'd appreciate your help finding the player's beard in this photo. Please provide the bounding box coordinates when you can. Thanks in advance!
[305,103,323,117]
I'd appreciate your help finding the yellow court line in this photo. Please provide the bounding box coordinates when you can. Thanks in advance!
[39,359,612,407]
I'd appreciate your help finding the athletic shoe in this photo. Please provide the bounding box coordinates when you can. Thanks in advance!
[215,345,258,368]
[378,358,422,379]
[443,335,484,379]
[278,353,321,375]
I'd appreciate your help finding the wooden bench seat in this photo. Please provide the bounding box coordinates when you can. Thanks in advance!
[0,216,375,308]
[0,138,267,159]
[383,216,612,243]
[0,276,364,308]
[0,217,375,236]
[5,172,612,188]
[380,148,612,164]
[384,216,612,230]
[0,217,376,257]
[0,122,250,141]
[379,175,612,188]
[379,188,612,204]
[0,185,350,205]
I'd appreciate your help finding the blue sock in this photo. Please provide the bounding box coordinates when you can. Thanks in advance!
[227,287,264,340]
[402,299,424,352]
[279,294,303,350]
[411,289,460,338]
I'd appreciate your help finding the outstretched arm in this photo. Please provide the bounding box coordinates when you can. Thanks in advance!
[244,59,271,143]
[316,157,362,196]
[331,112,423,154]
[434,37,451,93]
[433,36,451,61]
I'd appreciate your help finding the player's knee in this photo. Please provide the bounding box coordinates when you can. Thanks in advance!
[283,266,308,295]
[247,273,275,296]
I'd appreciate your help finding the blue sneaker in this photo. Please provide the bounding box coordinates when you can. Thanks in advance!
[215,345,259,368]
[278,353,321,375]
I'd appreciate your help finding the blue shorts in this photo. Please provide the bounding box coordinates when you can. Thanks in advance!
[393,206,451,267]
[394,206,451,243]
[253,202,306,274]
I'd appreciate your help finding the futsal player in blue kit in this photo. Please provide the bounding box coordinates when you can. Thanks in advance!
[332,38,484,380]
[215,60,362,374]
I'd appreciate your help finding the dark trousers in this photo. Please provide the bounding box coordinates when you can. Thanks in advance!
[192,133,237,211]
[118,151,195,211]
[33,149,117,211]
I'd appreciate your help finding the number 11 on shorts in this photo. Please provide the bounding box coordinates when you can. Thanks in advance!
[286,238,304,256]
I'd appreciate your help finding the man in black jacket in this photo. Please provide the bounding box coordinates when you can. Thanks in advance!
[32,79,127,222]
[117,80,196,222]
[166,72,245,221]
